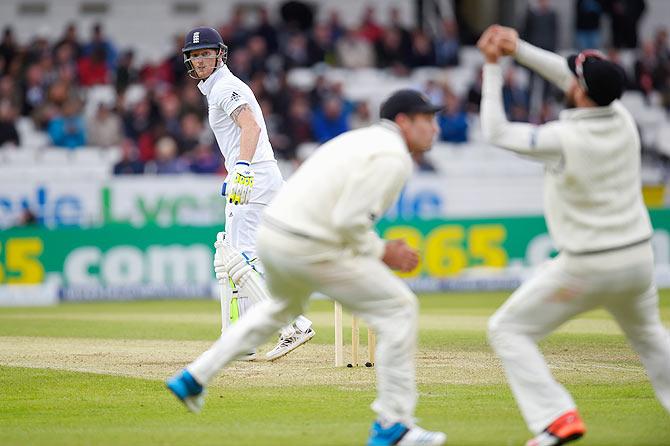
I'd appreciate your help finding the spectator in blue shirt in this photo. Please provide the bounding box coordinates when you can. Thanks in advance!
[48,99,86,149]
[311,95,350,143]
[438,93,468,143]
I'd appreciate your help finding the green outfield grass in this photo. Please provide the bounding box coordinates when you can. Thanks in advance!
[0,291,669,445]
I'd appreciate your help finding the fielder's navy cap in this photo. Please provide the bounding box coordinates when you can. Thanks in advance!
[380,89,443,120]
[567,54,626,106]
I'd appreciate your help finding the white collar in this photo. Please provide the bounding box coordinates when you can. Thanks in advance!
[378,119,402,135]
[559,102,616,121]
[197,65,228,96]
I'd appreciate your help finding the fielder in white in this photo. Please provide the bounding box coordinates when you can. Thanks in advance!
[478,26,670,446]
[181,27,314,360]
[167,89,447,446]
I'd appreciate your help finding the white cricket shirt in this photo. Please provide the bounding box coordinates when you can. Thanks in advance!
[481,42,652,254]
[264,120,413,258]
[198,66,276,172]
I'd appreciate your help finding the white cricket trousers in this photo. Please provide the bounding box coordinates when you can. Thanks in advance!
[488,241,670,433]
[222,162,311,333]
[189,224,419,424]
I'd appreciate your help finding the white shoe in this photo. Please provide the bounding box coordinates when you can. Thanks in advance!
[367,421,447,446]
[398,426,447,446]
[265,327,315,361]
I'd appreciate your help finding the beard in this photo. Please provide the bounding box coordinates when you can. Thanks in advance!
[564,93,576,109]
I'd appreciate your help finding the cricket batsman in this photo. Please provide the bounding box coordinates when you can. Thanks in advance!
[181,26,314,360]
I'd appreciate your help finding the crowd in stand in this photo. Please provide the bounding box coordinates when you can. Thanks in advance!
[0,1,669,175]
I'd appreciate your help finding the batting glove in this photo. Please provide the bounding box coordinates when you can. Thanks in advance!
[227,161,254,205]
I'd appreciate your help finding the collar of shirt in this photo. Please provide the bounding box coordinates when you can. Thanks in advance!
[559,103,616,121]
[377,119,410,153]
[197,65,229,96]
[378,118,402,135]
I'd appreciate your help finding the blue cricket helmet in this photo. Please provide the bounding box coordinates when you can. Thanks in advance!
[182,27,228,79]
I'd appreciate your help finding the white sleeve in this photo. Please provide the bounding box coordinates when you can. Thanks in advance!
[331,154,409,258]
[481,63,563,165]
[215,84,248,116]
[514,40,574,93]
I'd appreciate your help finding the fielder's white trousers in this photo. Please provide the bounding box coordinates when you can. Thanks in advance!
[488,242,670,433]
[189,224,419,424]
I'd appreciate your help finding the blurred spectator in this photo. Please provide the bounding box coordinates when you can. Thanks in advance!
[283,33,311,69]
[87,103,122,147]
[605,0,646,49]
[259,96,288,155]
[229,46,252,81]
[54,23,82,60]
[375,28,410,74]
[247,35,271,76]
[438,93,468,143]
[137,122,168,162]
[78,45,110,86]
[635,41,659,96]
[409,31,436,68]
[48,98,86,149]
[326,10,346,43]
[144,136,188,174]
[53,39,78,77]
[158,92,182,137]
[46,78,76,109]
[83,23,117,70]
[435,19,460,67]
[575,0,604,50]
[176,112,204,155]
[336,28,375,69]
[503,68,530,122]
[350,101,373,129]
[282,96,313,159]
[0,75,21,110]
[311,95,350,143]
[164,36,188,87]
[359,6,384,43]
[116,50,138,93]
[0,100,20,146]
[255,7,279,53]
[309,22,336,65]
[308,74,331,108]
[180,85,207,120]
[522,0,558,101]
[0,27,17,75]
[113,139,145,175]
[123,97,154,141]
[523,0,559,52]
[21,64,47,116]
[388,7,413,57]
[188,143,222,174]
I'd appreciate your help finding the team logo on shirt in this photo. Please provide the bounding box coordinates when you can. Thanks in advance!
[231,91,241,102]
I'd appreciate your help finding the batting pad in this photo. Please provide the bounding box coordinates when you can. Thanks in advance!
[214,232,273,307]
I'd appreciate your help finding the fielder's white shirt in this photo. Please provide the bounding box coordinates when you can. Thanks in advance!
[481,42,652,254]
[264,120,413,258]
[198,66,276,172]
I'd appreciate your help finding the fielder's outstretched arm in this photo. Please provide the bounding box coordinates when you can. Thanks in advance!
[514,40,574,93]
[481,63,563,165]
